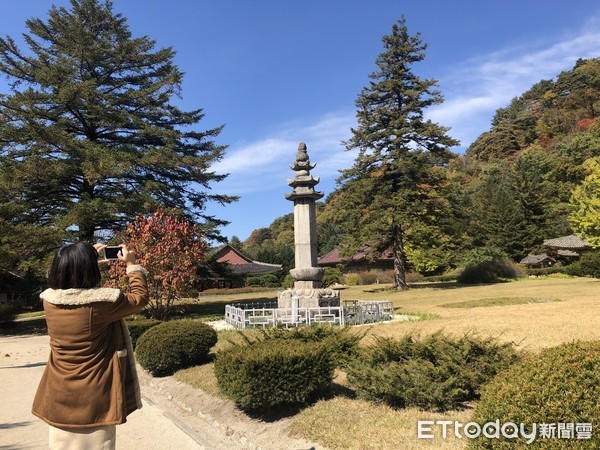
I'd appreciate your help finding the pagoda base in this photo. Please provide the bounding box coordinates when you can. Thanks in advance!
[277,287,340,309]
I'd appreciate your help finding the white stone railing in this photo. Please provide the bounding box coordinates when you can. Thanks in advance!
[225,304,345,329]
[224,300,394,329]
[342,300,394,325]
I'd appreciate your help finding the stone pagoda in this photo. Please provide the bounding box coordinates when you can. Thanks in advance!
[277,143,340,309]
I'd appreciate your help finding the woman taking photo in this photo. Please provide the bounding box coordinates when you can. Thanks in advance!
[32,242,149,449]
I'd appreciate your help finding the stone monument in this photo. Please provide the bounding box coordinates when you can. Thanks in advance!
[277,143,340,309]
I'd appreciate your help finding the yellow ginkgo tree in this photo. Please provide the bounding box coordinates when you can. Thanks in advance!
[569,157,600,248]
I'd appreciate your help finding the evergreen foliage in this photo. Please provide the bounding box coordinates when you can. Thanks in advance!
[470,341,600,449]
[125,318,161,348]
[565,250,600,278]
[0,0,233,261]
[346,333,520,412]
[221,57,600,285]
[337,17,459,289]
[214,338,334,412]
[136,320,217,376]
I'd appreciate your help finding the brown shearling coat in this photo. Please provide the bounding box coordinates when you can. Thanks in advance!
[32,265,149,428]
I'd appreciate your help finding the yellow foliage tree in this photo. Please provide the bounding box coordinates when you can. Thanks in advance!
[569,157,600,248]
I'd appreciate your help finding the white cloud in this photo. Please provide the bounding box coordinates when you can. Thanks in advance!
[428,18,600,149]
[213,112,357,195]
[217,15,600,194]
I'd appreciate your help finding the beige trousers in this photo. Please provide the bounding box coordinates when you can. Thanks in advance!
[49,424,116,450]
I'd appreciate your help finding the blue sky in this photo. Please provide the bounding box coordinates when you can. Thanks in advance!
[2,1,600,241]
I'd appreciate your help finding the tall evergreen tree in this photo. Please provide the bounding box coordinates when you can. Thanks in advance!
[340,17,459,289]
[0,0,234,246]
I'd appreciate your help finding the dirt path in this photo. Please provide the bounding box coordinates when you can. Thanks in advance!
[0,334,324,450]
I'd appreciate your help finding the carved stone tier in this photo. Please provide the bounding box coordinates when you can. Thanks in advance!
[278,288,340,309]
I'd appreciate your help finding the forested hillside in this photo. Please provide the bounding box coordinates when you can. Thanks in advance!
[236,58,600,275]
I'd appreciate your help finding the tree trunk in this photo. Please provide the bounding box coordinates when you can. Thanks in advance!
[392,224,408,290]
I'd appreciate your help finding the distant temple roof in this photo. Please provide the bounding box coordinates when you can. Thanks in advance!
[213,244,282,275]
[543,234,588,250]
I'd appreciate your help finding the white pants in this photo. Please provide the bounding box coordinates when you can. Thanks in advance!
[49,424,116,450]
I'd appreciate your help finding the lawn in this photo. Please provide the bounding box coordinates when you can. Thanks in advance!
[176,276,600,449]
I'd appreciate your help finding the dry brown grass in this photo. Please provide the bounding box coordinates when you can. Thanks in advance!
[179,277,600,449]
[342,277,600,352]
[289,397,472,450]
[174,362,222,397]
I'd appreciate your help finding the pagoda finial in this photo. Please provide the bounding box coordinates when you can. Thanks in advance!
[285,142,323,202]
[296,142,308,162]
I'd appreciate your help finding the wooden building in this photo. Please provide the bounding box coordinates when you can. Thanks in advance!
[198,245,282,290]
[519,253,556,269]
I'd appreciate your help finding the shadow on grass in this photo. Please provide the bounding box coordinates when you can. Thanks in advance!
[0,316,47,336]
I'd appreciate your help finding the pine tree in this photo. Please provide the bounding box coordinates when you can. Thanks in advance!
[0,0,234,246]
[340,17,459,289]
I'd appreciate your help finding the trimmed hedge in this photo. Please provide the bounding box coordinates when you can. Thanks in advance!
[346,332,519,411]
[126,318,161,349]
[136,320,218,376]
[470,341,600,449]
[258,325,363,369]
[214,338,334,412]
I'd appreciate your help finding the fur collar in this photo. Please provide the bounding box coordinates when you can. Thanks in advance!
[41,287,121,305]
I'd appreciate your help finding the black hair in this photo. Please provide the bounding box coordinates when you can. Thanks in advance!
[47,242,102,289]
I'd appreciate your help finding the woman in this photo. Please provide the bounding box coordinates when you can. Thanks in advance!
[32,242,149,449]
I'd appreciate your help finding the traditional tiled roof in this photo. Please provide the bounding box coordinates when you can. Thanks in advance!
[229,262,282,275]
[519,254,555,265]
[557,249,580,257]
[543,234,588,250]
[212,244,282,275]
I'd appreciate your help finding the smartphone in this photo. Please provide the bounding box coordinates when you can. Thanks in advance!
[103,246,122,260]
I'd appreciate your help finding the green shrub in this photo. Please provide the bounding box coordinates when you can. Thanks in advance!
[458,258,525,284]
[565,250,600,278]
[343,273,359,286]
[214,339,334,412]
[0,303,17,328]
[461,246,508,267]
[282,274,295,289]
[470,341,600,449]
[346,333,519,411]
[322,267,343,287]
[257,325,364,369]
[244,276,262,287]
[136,320,218,376]
[125,318,161,349]
[245,274,280,287]
[526,265,565,276]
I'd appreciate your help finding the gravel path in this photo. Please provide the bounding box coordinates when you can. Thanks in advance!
[0,334,322,450]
